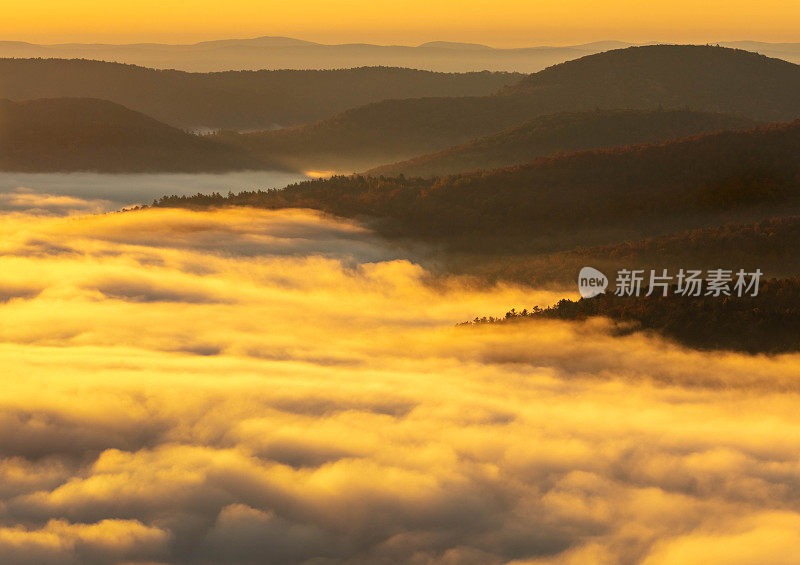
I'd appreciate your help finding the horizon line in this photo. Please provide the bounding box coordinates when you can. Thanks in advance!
[2,35,799,50]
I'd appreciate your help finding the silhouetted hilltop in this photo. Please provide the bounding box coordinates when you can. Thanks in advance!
[367,109,758,177]
[222,46,800,171]
[501,45,800,122]
[464,278,800,354]
[193,36,318,48]
[0,98,278,172]
[418,42,494,50]
[0,59,521,129]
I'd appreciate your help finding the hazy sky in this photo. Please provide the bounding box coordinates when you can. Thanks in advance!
[4,0,799,46]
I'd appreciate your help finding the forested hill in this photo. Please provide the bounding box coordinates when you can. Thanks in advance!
[366,109,758,177]
[501,45,800,122]
[211,96,522,172]
[0,59,521,129]
[155,121,800,245]
[464,279,800,354]
[0,98,279,172]
[460,215,800,287]
[220,45,800,171]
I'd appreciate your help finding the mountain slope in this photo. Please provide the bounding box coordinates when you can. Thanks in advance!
[157,120,800,247]
[501,45,800,122]
[212,96,519,171]
[222,45,800,171]
[0,98,278,172]
[461,215,800,286]
[367,109,758,177]
[0,59,521,129]
[468,278,800,354]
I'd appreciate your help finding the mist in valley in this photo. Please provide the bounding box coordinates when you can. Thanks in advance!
[0,171,308,214]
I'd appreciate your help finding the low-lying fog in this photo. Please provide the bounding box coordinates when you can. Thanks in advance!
[0,171,308,215]
[2,206,800,564]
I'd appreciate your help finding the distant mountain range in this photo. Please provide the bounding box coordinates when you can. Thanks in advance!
[6,45,800,176]
[0,37,630,73]
[0,98,277,172]
[2,36,800,72]
[216,45,800,171]
[0,59,519,129]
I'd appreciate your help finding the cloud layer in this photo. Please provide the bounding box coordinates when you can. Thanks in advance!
[0,171,308,214]
[1,207,799,564]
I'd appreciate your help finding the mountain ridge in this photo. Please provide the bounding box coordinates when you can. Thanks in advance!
[0,59,520,129]
[216,45,800,171]
[365,109,759,177]
[4,36,800,72]
[156,119,800,249]
[0,97,282,172]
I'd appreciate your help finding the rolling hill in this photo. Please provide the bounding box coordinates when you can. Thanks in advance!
[0,98,279,172]
[219,45,800,171]
[155,120,800,248]
[0,59,521,129]
[466,278,800,354]
[501,45,800,121]
[456,215,800,287]
[210,95,525,171]
[366,109,758,177]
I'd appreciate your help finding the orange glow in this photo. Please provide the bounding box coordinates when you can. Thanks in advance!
[3,0,799,46]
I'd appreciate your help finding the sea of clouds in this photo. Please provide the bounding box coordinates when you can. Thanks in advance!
[1,205,800,564]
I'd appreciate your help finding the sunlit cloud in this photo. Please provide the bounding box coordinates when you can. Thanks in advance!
[0,518,170,565]
[1,207,799,563]
[0,188,111,216]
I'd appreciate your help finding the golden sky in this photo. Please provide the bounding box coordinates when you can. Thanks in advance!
[4,0,799,46]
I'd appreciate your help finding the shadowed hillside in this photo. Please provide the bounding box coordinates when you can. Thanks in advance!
[367,109,758,177]
[211,96,522,171]
[219,45,800,171]
[0,59,521,129]
[453,215,800,287]
[464,278,800,354]
[157,121,800,247]
[0,98,279,172]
